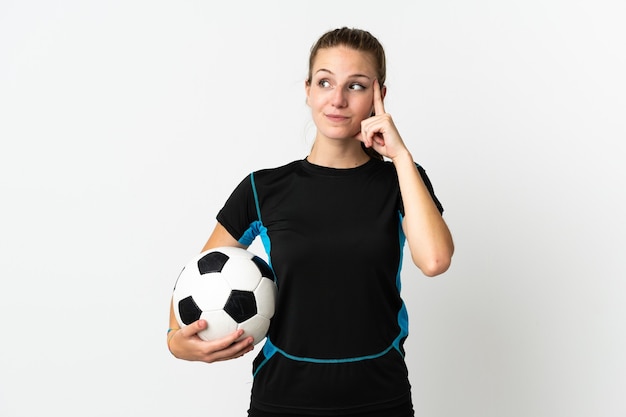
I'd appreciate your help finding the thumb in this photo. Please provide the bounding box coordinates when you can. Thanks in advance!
[183,319,207,336]
[195,319,208,331]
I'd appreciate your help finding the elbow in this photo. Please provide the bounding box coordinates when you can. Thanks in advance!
[419,258,451,277]
[413,248,453,277]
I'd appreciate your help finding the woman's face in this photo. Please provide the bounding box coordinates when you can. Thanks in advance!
[306,46,378,141]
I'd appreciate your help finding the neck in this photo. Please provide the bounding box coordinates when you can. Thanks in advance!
[306,139,370,169]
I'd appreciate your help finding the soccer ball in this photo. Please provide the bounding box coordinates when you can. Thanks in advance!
[172,246,277,345]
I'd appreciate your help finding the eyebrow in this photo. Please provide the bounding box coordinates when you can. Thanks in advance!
[314,68,372,79]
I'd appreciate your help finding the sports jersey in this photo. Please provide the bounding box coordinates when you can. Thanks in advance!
[216,157,443,416]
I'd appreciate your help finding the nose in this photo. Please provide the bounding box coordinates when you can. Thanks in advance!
[331,87,347,108]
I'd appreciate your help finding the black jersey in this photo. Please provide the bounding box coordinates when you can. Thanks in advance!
[217,158,443,416]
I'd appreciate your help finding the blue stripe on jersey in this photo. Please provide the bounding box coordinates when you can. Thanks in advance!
[253,337,398,378]
[394,212,409,354]
[250,172,263,223]
[238,220,261,246]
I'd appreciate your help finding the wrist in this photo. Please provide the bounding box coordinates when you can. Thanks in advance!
[391,149,412,165]
[167,327,180,352]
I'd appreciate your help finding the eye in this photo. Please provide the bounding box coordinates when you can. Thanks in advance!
[317,79,332,88]
[349,83,366,91]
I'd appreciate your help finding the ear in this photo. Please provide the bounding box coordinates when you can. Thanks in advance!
[381,84,387,100]
[305,79,311,106]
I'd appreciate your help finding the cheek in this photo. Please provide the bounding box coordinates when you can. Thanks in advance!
[356,99,375,119]
[307,93,325,111]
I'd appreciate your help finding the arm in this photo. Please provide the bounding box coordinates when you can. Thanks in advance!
[393,152,454,276]
[167,222,255,362]
[358,80,454,276]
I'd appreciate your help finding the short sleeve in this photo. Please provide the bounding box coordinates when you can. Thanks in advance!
[216,174,260,244]
[417,164,444,214]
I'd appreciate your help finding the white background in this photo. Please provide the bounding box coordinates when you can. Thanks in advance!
[1,1,625,416]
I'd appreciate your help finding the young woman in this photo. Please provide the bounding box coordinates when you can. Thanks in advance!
[167,27,454,417]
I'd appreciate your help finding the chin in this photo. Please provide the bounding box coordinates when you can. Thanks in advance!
[322,127,359,141]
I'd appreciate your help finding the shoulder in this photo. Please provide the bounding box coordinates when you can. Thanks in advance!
[253,160,303,175]
[251,160,304,183]
[226,160,303,196]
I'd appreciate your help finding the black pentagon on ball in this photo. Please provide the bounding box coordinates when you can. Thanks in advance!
[178,296,202,325]
[224,290,257,323]
[251,255,274,279]
[197,251,229,274]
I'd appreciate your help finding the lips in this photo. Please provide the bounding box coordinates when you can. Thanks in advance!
[325,113,349,123]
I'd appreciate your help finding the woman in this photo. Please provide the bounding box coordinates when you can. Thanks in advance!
[167,27,454,416]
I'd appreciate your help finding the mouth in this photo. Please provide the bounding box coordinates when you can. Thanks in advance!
[325,113,349,123]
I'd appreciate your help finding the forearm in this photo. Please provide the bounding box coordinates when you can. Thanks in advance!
[393,151,454,276]
[167,298,180,352]
[169,298,180,330]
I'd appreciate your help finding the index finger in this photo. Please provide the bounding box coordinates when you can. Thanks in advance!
[373,79,385,115]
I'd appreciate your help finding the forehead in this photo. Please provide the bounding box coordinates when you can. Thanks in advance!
[311,46,376,78]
